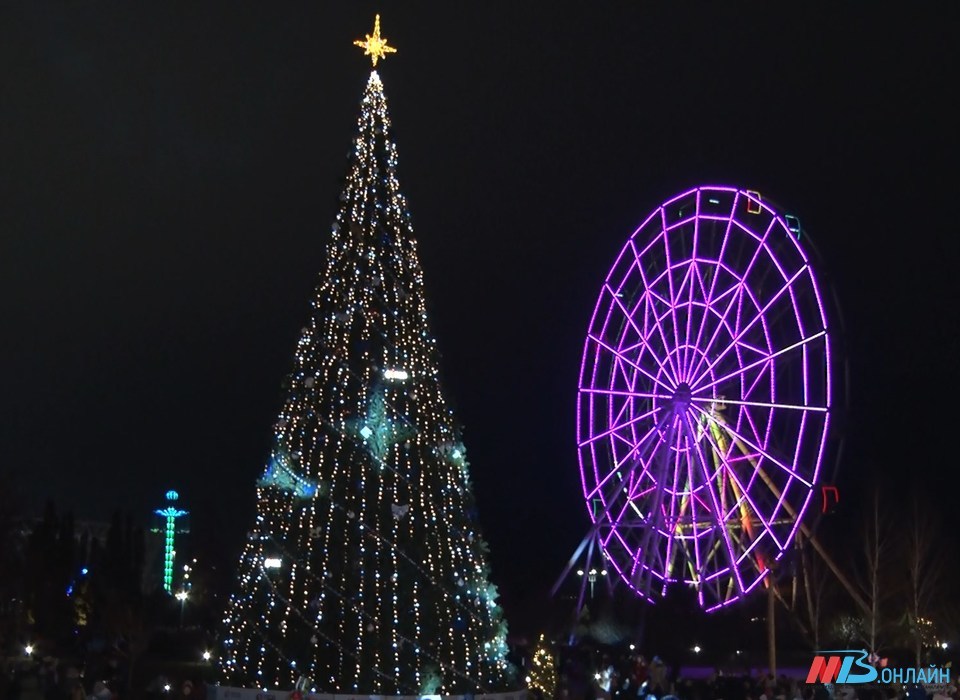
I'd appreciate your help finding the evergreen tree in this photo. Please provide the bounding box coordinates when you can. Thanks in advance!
[221,21,511,695]
[527,634,557,699]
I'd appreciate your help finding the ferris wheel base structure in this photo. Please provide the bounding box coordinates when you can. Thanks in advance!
[562,185,851,618]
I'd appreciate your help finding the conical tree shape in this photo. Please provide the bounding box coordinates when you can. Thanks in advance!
[527,634,557,699]
[220,71,512,694]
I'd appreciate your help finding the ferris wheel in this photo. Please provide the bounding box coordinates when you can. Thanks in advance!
[573,185,836,612]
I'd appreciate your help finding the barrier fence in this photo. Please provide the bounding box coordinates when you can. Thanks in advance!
[210,688,527,700]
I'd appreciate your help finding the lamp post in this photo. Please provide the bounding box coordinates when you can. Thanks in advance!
[175,590,189,628]
[577,567,607,597]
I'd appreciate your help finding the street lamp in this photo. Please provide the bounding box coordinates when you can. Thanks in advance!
[577,568,607,597]
[693,645,702,654]
[24,644,34,657]
[202,650,212,662]
[175,590,189,628]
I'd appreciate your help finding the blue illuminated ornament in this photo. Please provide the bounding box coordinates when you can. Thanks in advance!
[350,386,416,462]
[258,451,323,500]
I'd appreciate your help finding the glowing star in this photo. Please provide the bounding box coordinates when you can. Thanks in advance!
[353,15,397,67]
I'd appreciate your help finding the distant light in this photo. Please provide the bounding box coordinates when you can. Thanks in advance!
[576,569,584,576]
[264,558,282,569]
[80,567,89,576]
[942,642,949,650]
[175,590,189,602]
[164,684,171,693]
[594,673,601,681]
[525,676,531,684]
[383,368,409,381]
[693,645,701,654]
[24,644,34,656]
[202,651,212,661]
[629,644,635,650]
[360,426,373,440]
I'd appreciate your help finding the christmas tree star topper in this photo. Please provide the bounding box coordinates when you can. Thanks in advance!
[354,15,397,67]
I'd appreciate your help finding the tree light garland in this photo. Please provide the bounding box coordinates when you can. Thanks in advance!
[219,23,512,694]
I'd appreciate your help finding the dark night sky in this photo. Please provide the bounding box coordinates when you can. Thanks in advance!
[1,4,957,633]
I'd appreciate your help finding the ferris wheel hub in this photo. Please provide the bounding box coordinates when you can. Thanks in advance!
[671,382,693,407]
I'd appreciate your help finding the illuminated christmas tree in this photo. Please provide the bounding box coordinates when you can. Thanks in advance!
[220,17,512,695]
[527,634,557,699]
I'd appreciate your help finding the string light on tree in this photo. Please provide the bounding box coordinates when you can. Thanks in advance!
[526,635,557,699]
[219,17,513,695]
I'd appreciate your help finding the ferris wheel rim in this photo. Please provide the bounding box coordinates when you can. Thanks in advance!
[576,185,835,610]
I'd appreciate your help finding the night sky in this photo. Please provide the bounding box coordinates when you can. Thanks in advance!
[2,4,957,635]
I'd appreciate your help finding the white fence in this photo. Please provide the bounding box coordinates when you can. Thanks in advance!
[210,688,527,700]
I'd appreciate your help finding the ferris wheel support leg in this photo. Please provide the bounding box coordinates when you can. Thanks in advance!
[549,526,601,597]
[800,533,820,648]
[719,422,871,617]
[768,579,777,678]
[796,523,870,617]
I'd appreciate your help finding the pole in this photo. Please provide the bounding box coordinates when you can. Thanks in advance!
[768,577,777,678]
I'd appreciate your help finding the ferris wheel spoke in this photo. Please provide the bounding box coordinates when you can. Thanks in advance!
[685,279,745,384]
[629,240,682,379]
[663,261,697,380]
[607,414,677,546]
[691,409,783,551]
[690,404,813,489]
[580,408,658,456]
[681,261,706,381]
[683,412,746,595]
[682,200,702,379]
[661,435,689,578]
[579,387,672,401]
[604,284,673,379]
[688,211,736,381]
[587,334,676,394]
[583,421,661,501]
[690,264,811,389]
[690,395,827,413]
[692,330,827,396]
[658,209,684,370]
[687,217,779,382]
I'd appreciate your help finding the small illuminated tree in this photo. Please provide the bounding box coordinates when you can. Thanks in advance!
[527,634,557,699]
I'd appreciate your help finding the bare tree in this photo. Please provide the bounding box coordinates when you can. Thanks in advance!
[903,490,945,665]
[800,532,832,650]
[856,487,893,655]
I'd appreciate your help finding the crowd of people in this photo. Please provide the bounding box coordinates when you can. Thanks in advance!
[543,648,958,700]
[0,656,206,700]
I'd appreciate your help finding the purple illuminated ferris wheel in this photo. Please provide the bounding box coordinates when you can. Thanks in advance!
[576,186,833,612]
